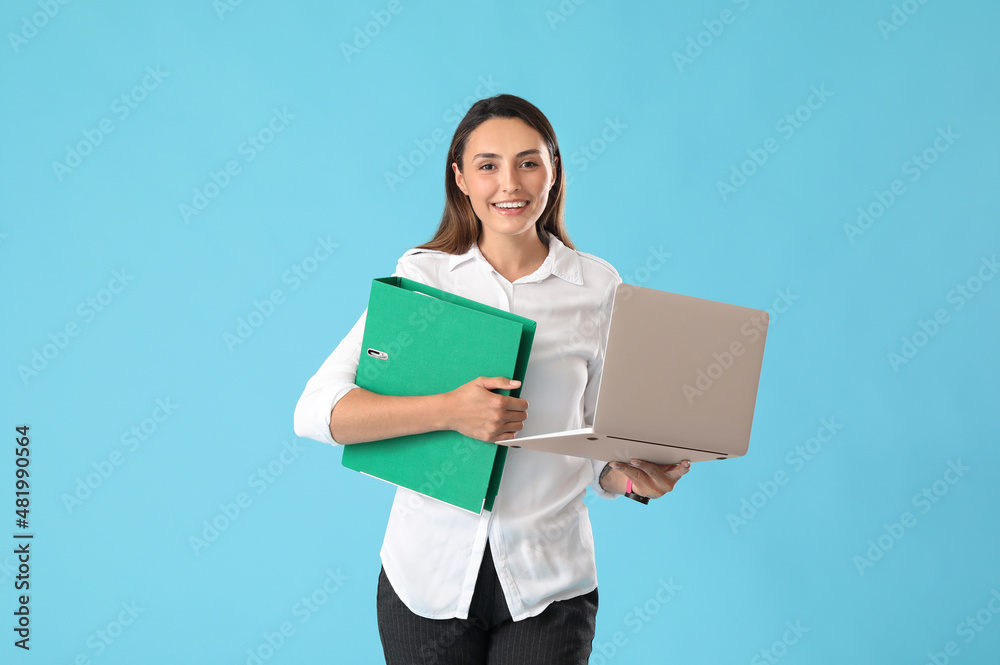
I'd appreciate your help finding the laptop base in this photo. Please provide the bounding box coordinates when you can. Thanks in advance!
[511,429,735,465]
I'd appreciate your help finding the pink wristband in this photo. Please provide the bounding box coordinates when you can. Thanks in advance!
[624,475,649,504]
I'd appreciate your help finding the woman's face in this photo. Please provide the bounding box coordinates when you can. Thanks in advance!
[452,117,557,244]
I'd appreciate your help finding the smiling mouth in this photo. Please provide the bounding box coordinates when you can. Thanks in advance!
[491,200,528,210]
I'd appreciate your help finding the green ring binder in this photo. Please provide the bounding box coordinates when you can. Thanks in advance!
[341,277,537,514]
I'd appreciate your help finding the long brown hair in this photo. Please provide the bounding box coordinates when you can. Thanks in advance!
[417,94,574,254]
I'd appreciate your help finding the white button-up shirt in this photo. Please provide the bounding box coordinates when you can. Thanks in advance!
[293,235,621,621]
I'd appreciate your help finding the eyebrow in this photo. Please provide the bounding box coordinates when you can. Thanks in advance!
[471,149,542,160]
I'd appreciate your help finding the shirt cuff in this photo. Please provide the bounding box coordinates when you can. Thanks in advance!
[589,458,619,500]
[292,375,359,446]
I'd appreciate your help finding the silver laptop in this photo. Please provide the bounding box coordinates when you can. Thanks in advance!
[511,283,769,465]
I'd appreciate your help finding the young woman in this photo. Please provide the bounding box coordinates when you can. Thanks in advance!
[293,94,690,664]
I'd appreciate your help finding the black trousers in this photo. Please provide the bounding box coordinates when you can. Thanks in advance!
[376,544,598,664]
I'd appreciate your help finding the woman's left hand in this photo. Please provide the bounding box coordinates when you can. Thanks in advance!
[608,459,691,499]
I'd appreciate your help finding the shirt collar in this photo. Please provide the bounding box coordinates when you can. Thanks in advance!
[447,235,584,285]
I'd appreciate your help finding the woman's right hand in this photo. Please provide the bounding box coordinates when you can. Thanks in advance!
[442,376,528,443]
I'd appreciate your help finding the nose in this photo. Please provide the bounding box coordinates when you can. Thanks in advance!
[501,163,520,194]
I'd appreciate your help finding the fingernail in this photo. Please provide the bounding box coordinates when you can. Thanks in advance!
[609,462,622,469]
[683,461,691,468]
[629,460,641,467]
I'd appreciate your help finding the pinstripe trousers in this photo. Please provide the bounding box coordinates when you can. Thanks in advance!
[376,543,598,664]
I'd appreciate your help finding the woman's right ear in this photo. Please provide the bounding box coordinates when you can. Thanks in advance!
[451,162,468,196]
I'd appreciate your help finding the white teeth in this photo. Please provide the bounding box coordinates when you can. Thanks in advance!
[493,201,526,209]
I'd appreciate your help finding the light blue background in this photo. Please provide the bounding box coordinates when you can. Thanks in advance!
[3,0,999,663]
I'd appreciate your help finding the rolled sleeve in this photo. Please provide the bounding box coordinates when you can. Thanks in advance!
[292,309,367,445]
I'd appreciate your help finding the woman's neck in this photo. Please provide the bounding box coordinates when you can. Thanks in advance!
[478,231,549,283]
